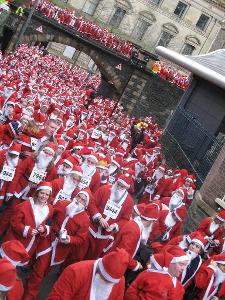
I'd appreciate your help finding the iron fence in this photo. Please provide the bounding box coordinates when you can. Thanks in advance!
[162,106,224,188]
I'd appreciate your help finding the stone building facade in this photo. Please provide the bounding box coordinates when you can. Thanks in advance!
[70,0,225,55]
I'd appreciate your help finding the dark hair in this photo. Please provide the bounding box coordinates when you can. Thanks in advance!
[33,189,51,204]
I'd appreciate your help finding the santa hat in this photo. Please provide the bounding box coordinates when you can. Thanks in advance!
[8,142,21,156]
[173,206,187,222]
[139,204,159,221]
[65,128,75,140]
[88,153,98,163]
[70,165,83,177]
[115,147,125,157]
[44,142,57,154]
[175,188,185,199]
[98,248,130,283]
[133,203,146,216]
[167,246,189,264]
[158,164,166,172]
[191,232,207,250]
[112,156,122,168]
[57,139,66,149]
[63,156,79,169]
[216,209,225,222]
[0,259,16,292]
[117,174,130,189]
[0,240,30,267]
[150,249,173,271]
[36,181,52,193]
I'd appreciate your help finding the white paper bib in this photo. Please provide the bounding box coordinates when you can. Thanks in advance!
[103,200,121,220]
[79,176,92,189]
[29,166,47,184]
[54,189,71,203]
[145,183,155,194]
[0,164,16,181]
[31,137,38,151]
[91,129,102,140]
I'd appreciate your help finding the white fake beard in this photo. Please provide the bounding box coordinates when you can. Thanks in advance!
[186,249,198,261]
[154,170,164,180]
[141,223,153,245]
[214,266,225,287]
[101,133,108,142]
[109,184,125,203]
[93,273,114,300]
[62,176,77,195]
[49,113,58,120]
[57,165,72,176]
[36,151,53,169]
[135,164,144,177]
[82,163,96,176]
[169,194,183,210]
[209,221,219,234]
[164,212,176,227]
[109,164,118,175]
[121,142,129,150]
[6,154,19,168]
[66,200,85,218]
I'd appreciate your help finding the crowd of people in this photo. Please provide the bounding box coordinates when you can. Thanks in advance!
[0,44,224,300]
[152,61,190,90]
[30,0,136,58]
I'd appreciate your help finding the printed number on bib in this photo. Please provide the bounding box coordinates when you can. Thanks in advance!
[145,184,155,194]
[0,165,16,181]
[109,176,115,184]
[29,167,46,184]
[103,200,121,219]
[55,190,70,202]
[31,137,38,151]
[79,176,91,189]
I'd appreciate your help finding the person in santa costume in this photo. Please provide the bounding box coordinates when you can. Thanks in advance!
[80,153,100,193]
[0,142,22,205]
[195,252,225,300]
[0,259,17,300]
[81,174,133,260]
[0,240,30,300]
[50,165,83,205]
[23,190,91,300]
[125,246,189,300]
[35,119,58,151]
[5,181,53,258]
[161,187,186,210]
[47,248,130,300]
[197,209,225,257]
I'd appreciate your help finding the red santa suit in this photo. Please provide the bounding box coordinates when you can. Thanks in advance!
[47,248,130,300]
[195,253,225,299]
[85,176,133,259]
[5,198,53,257]
[80,156,101,194]
[23,193,90,300]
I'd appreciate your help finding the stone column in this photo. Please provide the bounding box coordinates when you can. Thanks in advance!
[184,143,225,232]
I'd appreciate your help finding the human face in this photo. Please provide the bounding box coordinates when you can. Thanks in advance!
[70,173,82,185]
[8,153,18,159]
[116,181,127,191]
[45,121,58,137]
[189,241,202,254]
[43,149,54,159]
[87,157,97,167]
[168,261,189,277]
[36,189,51,204]
[218,263,225,273]
[75,193,87,206]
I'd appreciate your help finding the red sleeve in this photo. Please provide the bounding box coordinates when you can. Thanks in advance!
[124,272,147,300]
[9,204,33,238]
[195,264,215,289]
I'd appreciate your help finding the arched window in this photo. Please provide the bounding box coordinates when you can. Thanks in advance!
[157,23,178,47]
[132,12,156,41]
[181,35,201,55]
[109,0,132,28]
[82,0,100,16]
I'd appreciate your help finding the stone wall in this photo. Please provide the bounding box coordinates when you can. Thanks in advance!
[120,69,184,127]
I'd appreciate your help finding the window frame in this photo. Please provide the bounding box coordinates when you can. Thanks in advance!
[132,18,151,41]
[181,43,195,55]
[109,6,126,28]
[82,0,100,16]
[196,13,211,31]
[157,30,174,47]
[174,1,188,19]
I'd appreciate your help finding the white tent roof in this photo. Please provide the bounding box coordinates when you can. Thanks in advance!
[155,46,225,90]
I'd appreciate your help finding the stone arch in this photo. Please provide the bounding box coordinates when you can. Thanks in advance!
[115,0,132,11]
[138,11,156,23]
[162,23,179,35]
[185,35,201,46]
[20,33,124,94]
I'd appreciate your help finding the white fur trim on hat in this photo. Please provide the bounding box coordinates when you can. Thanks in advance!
[216,216,225,222]
[44,147,55,154]
[0,283,12,292]
[151,255,165,271]
[36,186,52,193]
[171,255,189,264]
[70,170,83,177]
[8,150,20,155]
[117,178,130,188]
[98,259,120,283]
[215,260,225,265]
[64,159,73,168]
[133,205,140,216]
[191,238,204,249]
[88,154,98,163]
[112,160,120,168]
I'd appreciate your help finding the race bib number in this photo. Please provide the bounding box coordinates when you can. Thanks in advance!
[29,167,46,184]
[31,137,38,151]
[0,164,16,181]
[103,200,121,220]
[79,176,91,189]
[109,176,115,184]
[91,129,102,140]
[145,183,155,194]
[55,189,71,202]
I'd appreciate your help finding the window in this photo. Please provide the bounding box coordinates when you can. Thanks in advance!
[174,1,188,18]
[157,31,173,47]
[196,14,210,31]
[149,0,161,4]
[109,7,126,28]
[82,0,99,16]
[182,43,195,55]
[132,19,150,41]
